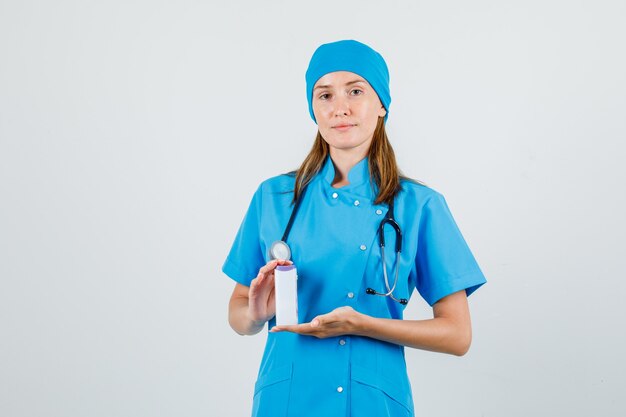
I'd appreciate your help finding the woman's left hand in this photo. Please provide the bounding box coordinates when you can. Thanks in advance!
[270,306,365,338]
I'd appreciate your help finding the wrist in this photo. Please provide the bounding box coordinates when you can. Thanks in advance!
[245,310,268,332]
[351,310,372,336]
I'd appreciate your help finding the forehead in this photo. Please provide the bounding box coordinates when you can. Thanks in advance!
[313,71,369,89]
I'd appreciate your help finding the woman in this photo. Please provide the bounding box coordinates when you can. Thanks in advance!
[223,40,486,417]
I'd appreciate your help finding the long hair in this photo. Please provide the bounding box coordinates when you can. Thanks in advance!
[292,117,421,206]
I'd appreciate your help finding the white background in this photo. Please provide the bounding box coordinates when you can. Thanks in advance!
[1,1,625,416]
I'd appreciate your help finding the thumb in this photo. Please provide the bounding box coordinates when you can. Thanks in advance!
[311,312,333,327]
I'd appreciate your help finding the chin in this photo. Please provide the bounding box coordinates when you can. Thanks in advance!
[327,138,359,149]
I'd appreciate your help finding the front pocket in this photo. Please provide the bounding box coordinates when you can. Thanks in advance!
[351,364,413,416]
[252,363,293,417]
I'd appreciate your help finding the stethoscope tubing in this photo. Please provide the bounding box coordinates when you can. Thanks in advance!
[270,183,407,305]
[368,200,408,305]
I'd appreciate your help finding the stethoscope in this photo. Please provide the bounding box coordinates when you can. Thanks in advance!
[269,186,408,305]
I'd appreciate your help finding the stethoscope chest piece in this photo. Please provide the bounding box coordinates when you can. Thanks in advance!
[270,240,292,261]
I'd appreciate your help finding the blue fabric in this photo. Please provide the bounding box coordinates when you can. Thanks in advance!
[222,157,487,417]
[305,40,391,124]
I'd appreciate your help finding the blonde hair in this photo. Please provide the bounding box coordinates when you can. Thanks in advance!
[292,117,421,205]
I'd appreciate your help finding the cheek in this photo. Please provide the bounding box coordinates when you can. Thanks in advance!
[312,101,330,119]
[313,108,334,131]
[312,102,320,115]
[364,106,381,127]
[372,103,386,122]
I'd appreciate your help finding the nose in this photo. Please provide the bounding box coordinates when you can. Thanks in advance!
[333,96,350,117]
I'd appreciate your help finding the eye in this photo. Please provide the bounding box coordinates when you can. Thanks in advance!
[350,89,363,96]
[318,93,331,100]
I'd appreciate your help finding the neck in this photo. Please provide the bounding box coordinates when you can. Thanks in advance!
[329,147,368,188]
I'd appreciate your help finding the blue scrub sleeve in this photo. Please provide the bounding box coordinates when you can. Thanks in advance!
[222,185,266,287]
[415,193,486,306]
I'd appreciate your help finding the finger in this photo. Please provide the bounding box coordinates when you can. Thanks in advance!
[258,261,278,276]
[310,311,338,328]
[250,275,275,299]
[261,272,275,290]
[267,285,276,307]
[271,323,314,334]
[251,267,274,287]
[258,258,294,278]
[254,264,276,287]
[248,277,260,292]
[273,324,330,339]
[270,325,293,333]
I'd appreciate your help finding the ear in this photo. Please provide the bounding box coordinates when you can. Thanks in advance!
[378,105,387,118]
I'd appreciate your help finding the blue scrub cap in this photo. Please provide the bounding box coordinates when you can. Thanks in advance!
[305,39,391,124]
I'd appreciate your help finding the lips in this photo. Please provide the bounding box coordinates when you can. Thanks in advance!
[332,123,356,131]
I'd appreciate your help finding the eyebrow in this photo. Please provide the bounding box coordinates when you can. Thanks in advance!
[313,79,366,91]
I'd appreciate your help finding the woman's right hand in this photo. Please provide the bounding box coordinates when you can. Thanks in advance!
[246,259,292,326]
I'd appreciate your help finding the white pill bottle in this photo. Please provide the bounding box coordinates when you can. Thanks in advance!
[274,265,298,326]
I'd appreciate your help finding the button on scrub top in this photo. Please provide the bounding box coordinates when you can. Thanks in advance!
[222,157,487,417]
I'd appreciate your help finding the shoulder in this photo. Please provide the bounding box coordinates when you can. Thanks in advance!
[248,172,296,206]
[398,177,445,209]
[257,172,296,193]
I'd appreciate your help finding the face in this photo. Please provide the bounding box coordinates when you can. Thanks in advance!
[312,71,387,156]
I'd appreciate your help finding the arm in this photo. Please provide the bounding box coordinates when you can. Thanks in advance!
[359,290,472,356]
[271,290,472,356]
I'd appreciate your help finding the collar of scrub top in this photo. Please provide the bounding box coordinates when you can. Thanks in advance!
[270,157,374,261]
[320,156,377,200]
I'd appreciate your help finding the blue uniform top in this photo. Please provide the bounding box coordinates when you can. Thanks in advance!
[222,156,487,417]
